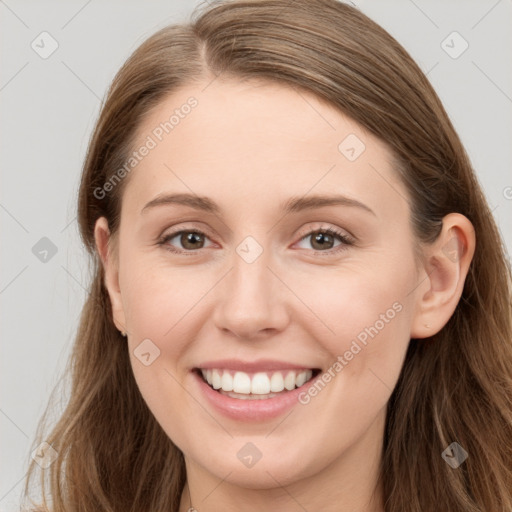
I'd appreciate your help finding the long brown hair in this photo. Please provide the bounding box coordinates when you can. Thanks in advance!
[23,1,512,510]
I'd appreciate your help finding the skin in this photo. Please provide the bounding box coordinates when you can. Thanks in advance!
[94,78,475,512]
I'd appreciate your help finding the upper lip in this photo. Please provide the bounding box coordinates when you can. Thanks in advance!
[195,359,320,373]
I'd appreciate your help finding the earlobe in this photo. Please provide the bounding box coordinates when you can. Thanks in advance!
[94,217,127,334]
[410,213,475,339]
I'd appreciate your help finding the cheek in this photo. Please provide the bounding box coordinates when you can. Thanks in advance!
[119,257,202,412]
[295,255,415,420]
[302,254,415,352]
[123,266,200,451]
[121,255,204,345]
[279,267,414,465]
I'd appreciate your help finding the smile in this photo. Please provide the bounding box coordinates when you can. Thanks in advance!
[197,368,321,399]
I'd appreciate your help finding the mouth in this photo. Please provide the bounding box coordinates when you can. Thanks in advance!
[194,367,321,400]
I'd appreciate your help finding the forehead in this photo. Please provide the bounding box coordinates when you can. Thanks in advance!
[121,78,408,221]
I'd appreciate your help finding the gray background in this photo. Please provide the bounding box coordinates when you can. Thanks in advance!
[1,0,511,509]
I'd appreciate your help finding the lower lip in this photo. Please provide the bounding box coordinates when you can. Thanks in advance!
[192,370,318,422]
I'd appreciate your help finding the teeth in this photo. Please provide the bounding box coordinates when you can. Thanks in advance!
[221,371,233,391]
[200,368,314,395]
[270,371,284,392]
[211,370,222,390]
[233,372,251,394]
[284,371,296,390]
[296,370,308,387]
[251,372,271,394]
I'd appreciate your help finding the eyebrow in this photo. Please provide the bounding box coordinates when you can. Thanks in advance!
[140,193,376,216]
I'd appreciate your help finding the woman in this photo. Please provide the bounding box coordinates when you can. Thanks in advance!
[23,0,512,510]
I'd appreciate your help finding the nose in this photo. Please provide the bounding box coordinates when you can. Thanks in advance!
[212,243,289,340]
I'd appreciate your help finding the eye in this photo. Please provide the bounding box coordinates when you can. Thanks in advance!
[157,229,214,254]
[294,226,354,254]
[157,225,354,255]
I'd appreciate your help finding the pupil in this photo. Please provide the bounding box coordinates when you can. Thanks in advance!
[183,232,203,249]
[313,232,333,250]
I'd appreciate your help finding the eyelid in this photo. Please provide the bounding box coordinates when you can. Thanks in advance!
[159,221,353,242]
[294,222,354,244]
[159,222,216,242]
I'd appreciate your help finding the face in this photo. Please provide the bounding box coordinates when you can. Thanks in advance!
[99,79,423,492]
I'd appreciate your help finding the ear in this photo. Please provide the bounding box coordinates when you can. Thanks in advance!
[410,213,476,339]
[94,217,127,334]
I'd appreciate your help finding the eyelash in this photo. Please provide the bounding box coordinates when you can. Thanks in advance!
[156,225,354,256]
